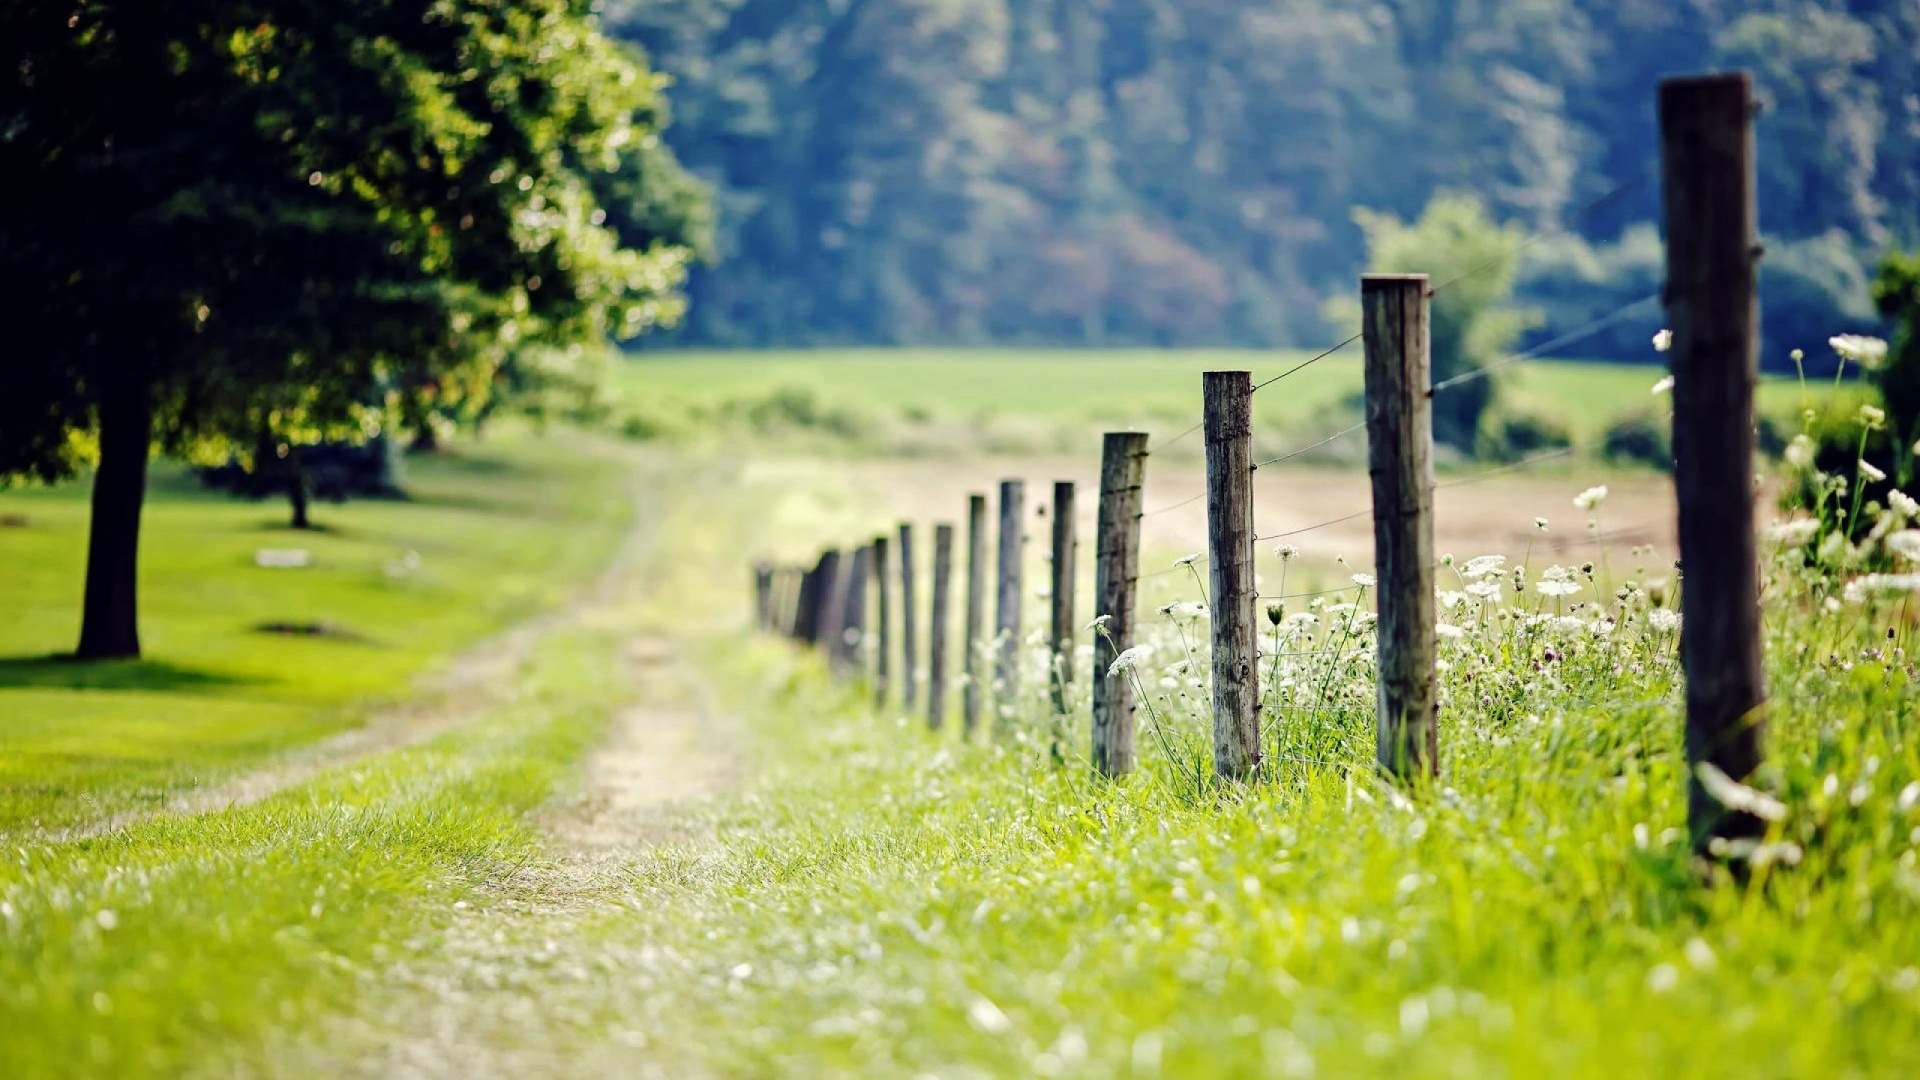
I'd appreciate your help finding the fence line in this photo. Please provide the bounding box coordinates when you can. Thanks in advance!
[747,73,1766,862]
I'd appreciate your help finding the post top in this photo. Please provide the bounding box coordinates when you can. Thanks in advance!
[1361,273,1430,291]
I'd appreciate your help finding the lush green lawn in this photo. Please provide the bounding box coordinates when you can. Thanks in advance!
[612,347,1830,449]
[0,425,635,836]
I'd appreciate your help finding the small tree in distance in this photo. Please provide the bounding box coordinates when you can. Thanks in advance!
[1336,195,1536,451]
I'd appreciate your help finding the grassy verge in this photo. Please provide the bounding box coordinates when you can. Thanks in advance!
[262,449,1920,1080]
[0,425,635,835]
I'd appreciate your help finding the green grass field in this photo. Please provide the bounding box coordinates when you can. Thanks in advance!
[0,426,634,836]
[610,348,1829,450]
[1,351,1914,1079]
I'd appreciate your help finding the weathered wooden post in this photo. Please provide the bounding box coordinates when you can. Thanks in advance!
[873,534,892,705]
[1362,274,1438,781]
[1048,481,1077,722]
[994,479,1025,730]
[929,523,954,731]
[1092,433,1147,777]
[783,567,805,638]
[835,544,871,675]
[1204,372,1260,781]
[1661,72,1768,854]
[806,549,842,649]
[897,524,919,709]
[753,561,774,631]
[963,493,989,736]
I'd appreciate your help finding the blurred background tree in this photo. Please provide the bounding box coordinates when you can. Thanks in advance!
[0,0,704,658]
[611,0,1910,359]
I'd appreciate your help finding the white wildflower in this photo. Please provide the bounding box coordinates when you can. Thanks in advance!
[1860,459,1887,483]
[1552,615,1586,634]
[1534,517,1549,531]
[1890,489,1919,519]
[1650,375,1675,395]
[1859,404,1886,429]
[1170,602,1208,621]
[1465,580,1503,600]
[1085,614,1112,631]
[1285,612,1318,627]
[1273,544,1300,560]
[1573,485,1609,512]
[1844,573,1920,604]
[1437,589,1466,610]
[1106,645,1152,677]
[1351,573,1376,588]
[1435,622,1464,640]
[1695,762,1788,822]
[1460,554,1507,580]
[1829,334,1888,370]
[1768,519,1819,545]
[1535,565,1581,597]
[1647,608,1682,632]
[1174,552,1202,568]
[1784,434,1816,470]
[1652,328,1673,353]
[1888,531,1920,563]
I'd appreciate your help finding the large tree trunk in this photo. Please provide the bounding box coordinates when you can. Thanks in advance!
[408,423,438,454]
[77,382,154,660]
[287,446,312,529]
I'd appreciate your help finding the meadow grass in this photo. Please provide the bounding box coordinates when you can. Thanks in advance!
[3,406,1916,1080]
[235,441,1917,1080]
[0,425,634,835]
[611,348,1828,450]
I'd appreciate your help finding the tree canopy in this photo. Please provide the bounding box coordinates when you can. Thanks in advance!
[1,0,703,656]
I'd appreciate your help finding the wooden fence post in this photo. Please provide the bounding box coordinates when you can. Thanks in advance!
[1049,481,1077,722]
[963,493,989,736]
[929,523,954,731]
[1204,372,1260,781]
[873,534,892,705]
[994,479,1025,730]
[815,548,846,656]
[835,544,870,675]
[898,523,919,709]
[1092,433,1148,777]
[753,562,774,630]
[783,567,805,638]
[1661,72,1767,855]
[1361,274,1438,781]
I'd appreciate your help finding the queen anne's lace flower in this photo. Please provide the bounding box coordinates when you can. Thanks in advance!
[1885,531,1920,563]
[1652,329,1673,352]
[1573,485,1609,512]
[1769,519,1819,545]
[1860,460,1888,483]
[1830,334,1888,370]
[1461,554,1507,580]
[1647,608,1682,632]
[1106,644,1153,677]
[1890,489,1919,519]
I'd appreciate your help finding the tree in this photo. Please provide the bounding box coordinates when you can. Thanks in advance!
[1,0,702,658]
[1341,195,1535,451]
[1873,250,1920,452]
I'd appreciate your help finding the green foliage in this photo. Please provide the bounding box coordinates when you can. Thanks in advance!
[1874,249,1920,446]
[610,0,1915,351]
[1477,404,1572,463]
[1342,196,1536,449]
[1601,413,1673,471]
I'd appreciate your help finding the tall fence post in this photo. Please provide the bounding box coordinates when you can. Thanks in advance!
[1092,433,1147,777]
[783,567,805,638]
[1362,274,1438,781]
[1048,481,1077,732]
[806,549,842,650]
[994,479,1025,731]
[835,544,870,675]
[929,523,954,731]
[753,562,774,630]
[1204,372,1260,781]
[963,493,989,736]
[898,523,919,709]
[873,534,892,705]
[1661,72,1767,855]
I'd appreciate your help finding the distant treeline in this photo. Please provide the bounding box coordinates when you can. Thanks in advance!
[613,0,1916,364]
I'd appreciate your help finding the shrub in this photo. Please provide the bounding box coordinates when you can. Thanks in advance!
[1476,406,1571,463]
[1600,413,1672,471]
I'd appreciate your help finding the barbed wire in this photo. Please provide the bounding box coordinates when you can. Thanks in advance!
[1431,292,1662,395]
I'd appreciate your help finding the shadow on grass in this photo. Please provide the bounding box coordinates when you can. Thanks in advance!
[0,655,252,693]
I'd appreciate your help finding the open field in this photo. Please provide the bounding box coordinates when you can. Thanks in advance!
[2,358,1913,1080]
[609,348,1831,453]
[0,427,634,837]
